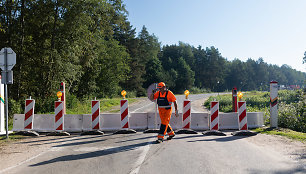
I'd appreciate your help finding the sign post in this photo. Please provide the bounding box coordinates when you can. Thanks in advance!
[0,48,16,139]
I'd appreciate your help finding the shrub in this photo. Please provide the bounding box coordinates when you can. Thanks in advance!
[190,87,211,94]
[278,91,306,133]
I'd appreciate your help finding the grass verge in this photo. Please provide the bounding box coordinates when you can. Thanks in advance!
[0,133,27,145]
[252,127,306,143]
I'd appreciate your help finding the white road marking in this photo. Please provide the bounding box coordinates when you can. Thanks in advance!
[129,141,153,174]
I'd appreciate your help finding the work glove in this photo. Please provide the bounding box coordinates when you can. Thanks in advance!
[175,110,179,117]
[152,89,157,93]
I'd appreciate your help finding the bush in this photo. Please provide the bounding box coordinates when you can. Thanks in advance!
[8,98,23,118]
[35,96,58,114]
[66,93,79,110]
[278,91,306,133]
[190,87,211,94]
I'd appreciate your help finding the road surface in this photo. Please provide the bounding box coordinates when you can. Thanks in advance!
[0,94,305,174]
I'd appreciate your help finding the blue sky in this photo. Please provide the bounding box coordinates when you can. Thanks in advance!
[124,0,306,72]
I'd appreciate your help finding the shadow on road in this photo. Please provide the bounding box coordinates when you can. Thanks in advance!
[115,135,156,143]
[249,166,306,174]
[171,133,249,142]
[187,135,247,142]
[30,141,151,167]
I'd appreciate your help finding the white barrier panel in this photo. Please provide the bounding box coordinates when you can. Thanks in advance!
[82,114,121,131]
[219,112,264,129]
[129,113,148,130]
[13,112,264,132]
[65,115,83,132]
[139,112,209,130]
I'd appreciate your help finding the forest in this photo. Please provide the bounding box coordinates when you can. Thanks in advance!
[1,0,305,103]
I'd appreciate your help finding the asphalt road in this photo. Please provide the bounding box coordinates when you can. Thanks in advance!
[1,94,305,174]
[2,133,305,174]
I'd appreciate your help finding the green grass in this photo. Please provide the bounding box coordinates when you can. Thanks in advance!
[0,133,27,144]
[67,98,137,114]
[44,98,137,114]
[252,127,306,143]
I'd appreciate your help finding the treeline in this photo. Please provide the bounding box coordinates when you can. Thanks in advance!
[1,0,305,102]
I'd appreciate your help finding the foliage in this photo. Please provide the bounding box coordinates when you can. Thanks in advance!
[189,87,211,94]
[278,91,305,132]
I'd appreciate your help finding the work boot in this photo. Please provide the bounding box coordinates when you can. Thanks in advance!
[167,134,175,140]
[155,139,163,143]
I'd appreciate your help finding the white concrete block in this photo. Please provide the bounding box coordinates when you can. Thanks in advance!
[130,112,148,130]
[191,112,209,130]
[64,114,83,132]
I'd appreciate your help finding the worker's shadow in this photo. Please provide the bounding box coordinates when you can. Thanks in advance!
[30,141,151,167]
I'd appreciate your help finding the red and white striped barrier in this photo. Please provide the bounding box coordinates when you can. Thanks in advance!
[91,100,100,130]
[238,101,247,130]
[120,99,129,129]
[182,100,191,129]
[24,99,35,129]
[55,101,64,131]
[210,101,219,130]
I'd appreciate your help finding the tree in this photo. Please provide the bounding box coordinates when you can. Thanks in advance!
[175,57,195,92]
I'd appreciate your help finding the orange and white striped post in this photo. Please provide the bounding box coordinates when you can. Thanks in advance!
[238,101,247,131]
[210,101,219,131]
[55,101,64,131]
[91,100,100,130]
[24,97,35,130]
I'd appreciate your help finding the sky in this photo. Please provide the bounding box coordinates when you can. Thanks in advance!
[123,0,306,72]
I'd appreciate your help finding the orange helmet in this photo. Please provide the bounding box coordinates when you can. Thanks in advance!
[157,82,166,88]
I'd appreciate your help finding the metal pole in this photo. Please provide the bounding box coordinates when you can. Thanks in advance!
[4,84,8,139]
[4,48,8,139]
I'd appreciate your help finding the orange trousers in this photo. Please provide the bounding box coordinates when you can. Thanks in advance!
[157,108,175,140]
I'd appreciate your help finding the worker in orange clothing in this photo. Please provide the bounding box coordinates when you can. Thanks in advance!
[150,82,179,143]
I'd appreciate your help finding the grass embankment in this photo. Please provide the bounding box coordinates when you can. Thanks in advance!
[252,127,306,143]
[65,98,137,114]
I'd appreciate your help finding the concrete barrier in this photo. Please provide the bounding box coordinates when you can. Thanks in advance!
[12,112,264,132]
[219,112,264,129]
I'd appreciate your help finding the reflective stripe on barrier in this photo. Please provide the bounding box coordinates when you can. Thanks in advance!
[55,101,64,131]
[120,99,129,129]
[182,100,191,129]
[210,101,219,130]
[24,99,35,129]
[92,100,100,130]
[238,101,247,130]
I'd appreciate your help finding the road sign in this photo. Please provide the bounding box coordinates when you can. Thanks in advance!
[1,70,13,84]
[0,47,16,70]
[0,48,15,84]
